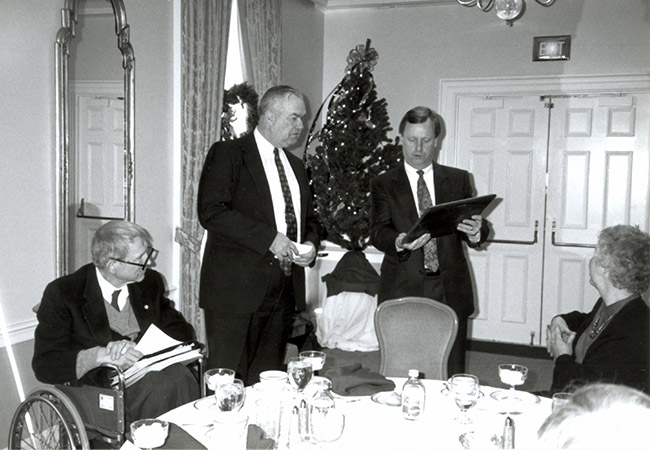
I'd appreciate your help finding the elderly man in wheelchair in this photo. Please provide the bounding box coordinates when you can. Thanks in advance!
[11,220,202,449]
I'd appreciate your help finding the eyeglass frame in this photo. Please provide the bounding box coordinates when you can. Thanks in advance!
[110,247,158,270]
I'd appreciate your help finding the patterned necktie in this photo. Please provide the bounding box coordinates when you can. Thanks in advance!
[274,148,297,241]
[111,289,121,311]
[417,170,439,272]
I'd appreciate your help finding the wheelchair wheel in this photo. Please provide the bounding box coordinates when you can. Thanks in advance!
[8,387,90,450]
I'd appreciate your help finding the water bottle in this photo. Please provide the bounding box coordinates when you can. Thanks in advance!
[401,369,426,420]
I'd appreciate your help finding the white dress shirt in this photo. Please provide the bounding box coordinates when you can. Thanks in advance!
[404,162,436,213]
[95,267,127,311]
[254,128,302,242]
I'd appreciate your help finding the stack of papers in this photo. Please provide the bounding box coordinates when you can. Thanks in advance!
[111,324,203,388]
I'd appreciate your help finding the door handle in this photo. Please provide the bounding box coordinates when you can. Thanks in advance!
[76,198,124,221]
[551,220,597,248]
[485,220,539,245]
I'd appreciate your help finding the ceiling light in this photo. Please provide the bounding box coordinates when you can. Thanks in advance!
[458,0,556,26]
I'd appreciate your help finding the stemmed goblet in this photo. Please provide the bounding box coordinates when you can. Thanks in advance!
[299,350,326,375]
[214,378,246,412]
[449,374,480,425]
[495,364,528,401]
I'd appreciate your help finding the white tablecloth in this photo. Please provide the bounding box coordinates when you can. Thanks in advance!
[159,378,552,449]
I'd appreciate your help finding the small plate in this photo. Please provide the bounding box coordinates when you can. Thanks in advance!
[193,397,219,411]
[489,390,540,404]
[371,391,402,407]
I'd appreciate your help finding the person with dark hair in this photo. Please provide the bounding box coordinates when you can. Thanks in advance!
[546,224,650,394]
[537,383,650,448]
[370,106,489,375]
[32,220,199,423]
[198,85,321,385]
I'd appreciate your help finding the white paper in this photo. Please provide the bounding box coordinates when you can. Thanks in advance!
[134,323,183,355]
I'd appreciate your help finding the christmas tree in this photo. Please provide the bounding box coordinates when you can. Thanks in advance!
[305,40,401,251]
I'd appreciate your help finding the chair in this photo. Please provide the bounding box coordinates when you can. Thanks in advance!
[374,297,458,380]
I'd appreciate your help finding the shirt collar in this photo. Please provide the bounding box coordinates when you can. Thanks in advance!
[404,162,433,177]
[95,266,124,301]
[254,128,276,157]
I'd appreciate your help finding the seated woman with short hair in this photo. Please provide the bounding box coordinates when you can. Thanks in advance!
[545,224,650,394]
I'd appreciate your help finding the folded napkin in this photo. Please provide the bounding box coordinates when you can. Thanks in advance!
[322,363,395,396]
[247,424,275,450]
[161,422,206,449]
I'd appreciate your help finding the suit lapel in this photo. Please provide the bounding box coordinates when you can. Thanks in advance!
[241,134,275,226]
[393,166,419,225]
[80,266,113,344]
[433,163,452,204]
[286,152,309,226]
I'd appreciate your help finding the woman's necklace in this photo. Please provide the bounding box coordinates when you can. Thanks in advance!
[589,309,615,338]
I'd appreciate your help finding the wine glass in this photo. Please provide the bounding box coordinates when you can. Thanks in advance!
[299,350,326,375]
[449,374,480,425]
[497,364,528,400]
[287,356,313,394]
[214,378,245,412]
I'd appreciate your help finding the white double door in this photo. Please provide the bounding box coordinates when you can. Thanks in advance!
[441,76,650,346]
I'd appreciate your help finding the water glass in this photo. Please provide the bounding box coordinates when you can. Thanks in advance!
[255,398,283,442]
[214,378,245,412]
[208,411,248,450]
[287,357,313,393]
[552,392,574,411]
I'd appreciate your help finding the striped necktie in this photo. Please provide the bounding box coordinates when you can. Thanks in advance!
[274,148,297,241]
[417,170,439,272]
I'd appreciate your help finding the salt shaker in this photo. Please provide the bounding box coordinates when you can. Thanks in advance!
[503,415,514,449]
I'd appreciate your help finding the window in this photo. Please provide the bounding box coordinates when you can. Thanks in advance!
[224,0,244,90]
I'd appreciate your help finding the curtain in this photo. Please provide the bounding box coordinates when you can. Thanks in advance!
[175,0,231,345]
[238,0,281,95]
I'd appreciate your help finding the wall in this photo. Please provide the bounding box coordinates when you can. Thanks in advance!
[1,0,60,439]
[282,0,325,158]
[0,0,176,441]
[321,0,650,141]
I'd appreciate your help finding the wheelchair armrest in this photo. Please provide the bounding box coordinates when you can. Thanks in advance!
[100,363,126,391]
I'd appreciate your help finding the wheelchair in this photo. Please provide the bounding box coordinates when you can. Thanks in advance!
[8,356,205,449]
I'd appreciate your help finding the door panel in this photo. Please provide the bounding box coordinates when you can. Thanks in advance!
[541,94,650,329]
[457,96,548,345]
[70,89,124,271]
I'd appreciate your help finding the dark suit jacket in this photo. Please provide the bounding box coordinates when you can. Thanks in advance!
[197,133,320,314]
[370,163,488,319]
[32,263,195,386]
[552,296,650,394]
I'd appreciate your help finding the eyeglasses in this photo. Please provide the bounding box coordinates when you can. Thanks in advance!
[111,247,158,270]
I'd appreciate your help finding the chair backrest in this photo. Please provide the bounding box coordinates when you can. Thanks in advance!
[374,297,458,380]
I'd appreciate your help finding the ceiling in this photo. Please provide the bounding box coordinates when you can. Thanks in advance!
[309,0,457,11]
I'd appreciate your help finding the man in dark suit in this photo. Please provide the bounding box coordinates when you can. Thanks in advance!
[198,85,321,386]
[32,220,199,423]
[370,106,489,375]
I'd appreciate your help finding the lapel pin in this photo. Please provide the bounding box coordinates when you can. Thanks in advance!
[144,305,149,310]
